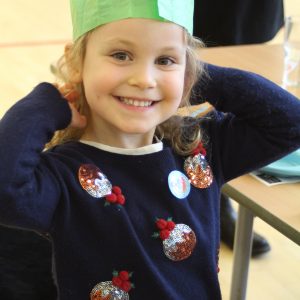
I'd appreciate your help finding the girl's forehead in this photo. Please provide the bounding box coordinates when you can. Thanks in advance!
[89,18,187,48]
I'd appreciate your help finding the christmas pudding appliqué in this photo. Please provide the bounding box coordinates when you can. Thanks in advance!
[184,142,213,189]
[153,218,197,261]
[90,270,134,300]
[79,165,126,207]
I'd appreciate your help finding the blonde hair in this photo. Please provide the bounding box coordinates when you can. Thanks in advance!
[48,29,206,155]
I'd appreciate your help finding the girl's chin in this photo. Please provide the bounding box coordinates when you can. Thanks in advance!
[119,128,155,138]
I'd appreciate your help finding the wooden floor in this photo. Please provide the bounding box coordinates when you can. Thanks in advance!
[0,1,299,299]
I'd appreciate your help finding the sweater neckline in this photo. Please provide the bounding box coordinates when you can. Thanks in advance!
[79,139,163,156]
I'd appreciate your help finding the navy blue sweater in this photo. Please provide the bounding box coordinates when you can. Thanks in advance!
[0,64,300,299]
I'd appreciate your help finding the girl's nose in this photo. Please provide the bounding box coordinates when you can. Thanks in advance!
[128,64,157,89]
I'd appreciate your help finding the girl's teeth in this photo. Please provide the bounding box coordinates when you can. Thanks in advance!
[120,97,152,107]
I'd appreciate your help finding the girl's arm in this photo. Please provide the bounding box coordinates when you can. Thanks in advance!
[191,63,300,182]
[0,83,72,231]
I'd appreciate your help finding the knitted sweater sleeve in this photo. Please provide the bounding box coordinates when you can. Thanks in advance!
[191,63,300,183]
[0,83,72,231]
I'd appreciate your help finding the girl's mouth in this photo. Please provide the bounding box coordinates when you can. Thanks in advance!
[118,96,155,107]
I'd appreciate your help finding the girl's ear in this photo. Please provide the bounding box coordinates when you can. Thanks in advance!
[64,43,82,83]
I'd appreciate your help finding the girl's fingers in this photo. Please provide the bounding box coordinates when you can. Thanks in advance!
[52,83,86,128]
[54,83,79,103]
[68,102,87,129]
[64,90,80,103]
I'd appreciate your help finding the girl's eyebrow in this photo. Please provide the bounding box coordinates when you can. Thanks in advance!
[103,38,135,47]
[104,38,185,53]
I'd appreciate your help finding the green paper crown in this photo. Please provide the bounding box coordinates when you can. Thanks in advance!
[70,0,194,40]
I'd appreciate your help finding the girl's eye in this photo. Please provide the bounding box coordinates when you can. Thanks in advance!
[111,52,130,61]
[156,56,175,66]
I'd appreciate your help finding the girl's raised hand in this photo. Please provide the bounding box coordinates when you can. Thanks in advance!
[54,83,87,129]
[68,102,87,129]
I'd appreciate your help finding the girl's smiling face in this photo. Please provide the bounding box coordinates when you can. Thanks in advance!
[80,18,187,147]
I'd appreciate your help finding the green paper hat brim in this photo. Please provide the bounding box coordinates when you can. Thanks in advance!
[70,0,194,40]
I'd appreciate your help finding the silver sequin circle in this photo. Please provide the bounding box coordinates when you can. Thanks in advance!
[163,224,197,261]
[184,154,213,189]
[78,164,112,198]
[90,281,129,300]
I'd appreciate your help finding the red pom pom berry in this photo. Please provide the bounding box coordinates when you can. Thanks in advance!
[166,221,175,231]
[117,194,125,205]
[106,193,117,203]
[121,280,132,292]
[200,148,207,156]
[118,271,130,281]
[112,276,122,288]
[112,186,122,195]
[192,142,207,156]
[160,229,171,240]
[156,218,168,230]
[192,148,200,155]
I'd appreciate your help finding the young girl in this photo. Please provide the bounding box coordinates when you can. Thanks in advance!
[0,1,300,299]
